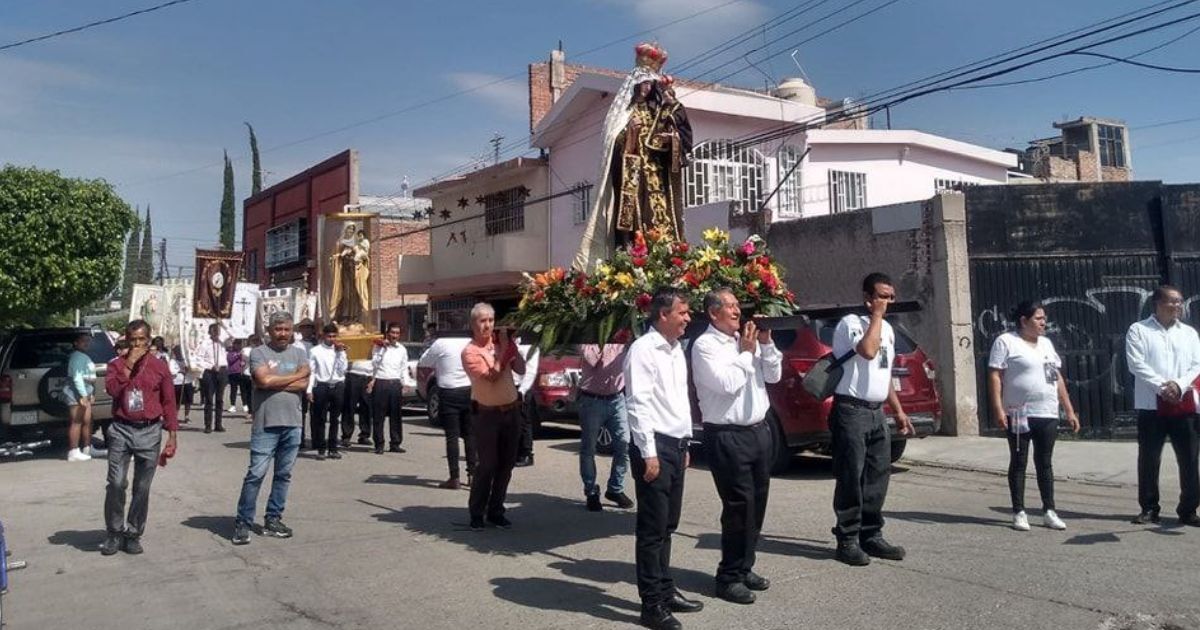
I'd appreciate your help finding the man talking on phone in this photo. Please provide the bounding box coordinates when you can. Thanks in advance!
[829,272,913,566]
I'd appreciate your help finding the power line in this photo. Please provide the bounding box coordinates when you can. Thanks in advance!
[0,0,203,53]
[1134,115,1200,129]
[1068,50,1200,72]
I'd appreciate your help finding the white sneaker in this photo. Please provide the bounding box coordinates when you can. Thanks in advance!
[1043,510,1067,530]
[227,405,237,413]
[67,448,91,462]
[1012,511,1031,531]
[242,405,249,413]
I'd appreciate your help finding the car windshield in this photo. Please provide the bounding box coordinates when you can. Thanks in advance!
[9,331,117,369]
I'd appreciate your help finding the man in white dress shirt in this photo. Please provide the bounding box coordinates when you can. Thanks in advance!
[829,272,913,567]
[307,324,348,460]
[192,323,229,434]
[367,322,409,455]
[419,335,475,489]
[1126,285,1200,526]
[514,346,540,468]
[625,287,703,630]
[691,288,781,605]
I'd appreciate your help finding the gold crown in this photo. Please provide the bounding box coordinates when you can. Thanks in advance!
[635,42,668,73]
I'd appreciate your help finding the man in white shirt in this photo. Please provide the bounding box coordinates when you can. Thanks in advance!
[625,287,703,630]
[294,321,317,449]
[367,322,409,455]
[515,346,540,468]
[192,323,229,434]
[829,272,914,567]
[343,359,375,446]
[1125,285,1200,526]
[307,324,348,460]
[691,288,781,605]
[419,335,475,489]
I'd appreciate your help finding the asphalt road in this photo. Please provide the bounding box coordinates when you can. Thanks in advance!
[2,413,1199,630]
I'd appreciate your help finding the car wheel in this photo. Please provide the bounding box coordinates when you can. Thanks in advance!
[890,439,907,463]
[596,425,614,456]
[426,387,442,427]
[768,414,793,475]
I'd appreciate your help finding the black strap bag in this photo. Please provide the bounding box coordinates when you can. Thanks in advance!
[800,349,857,400]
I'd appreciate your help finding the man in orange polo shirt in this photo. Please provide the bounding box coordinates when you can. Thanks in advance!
[461,302,527,531]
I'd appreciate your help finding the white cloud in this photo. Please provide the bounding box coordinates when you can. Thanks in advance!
[445,72,527,117]
[604,0,771,65]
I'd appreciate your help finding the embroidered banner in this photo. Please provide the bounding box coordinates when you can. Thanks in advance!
[193,249,243,319]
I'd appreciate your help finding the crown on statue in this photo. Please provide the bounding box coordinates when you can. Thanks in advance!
[634,42,668,73]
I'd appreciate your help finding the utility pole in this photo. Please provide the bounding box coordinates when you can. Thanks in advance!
[490,133,504,165]
[156,238,169,284]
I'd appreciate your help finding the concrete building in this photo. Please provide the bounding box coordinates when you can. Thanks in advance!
[1012,116,1132,182]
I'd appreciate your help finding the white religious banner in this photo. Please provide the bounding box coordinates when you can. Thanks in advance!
[295,289,319,324]
[128,284,167,337]
[178,302,220,377]
[259,288,297,335]
[160,278,193,348]
[228,282,260,339]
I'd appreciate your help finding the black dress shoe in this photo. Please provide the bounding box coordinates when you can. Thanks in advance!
[374,447,384,455]
[605,490,634,509]
[204,426,212,434]
[665,591,703,613]
[99,534,123,556]
[744,571,770,591]
[861,536,906,561]
[639,604,682,630]
[1179,513,1200,527]
[835,540,871,566]
[514,454,534,467]
[586,493,603,512]
[715,581,755,605]
[123,536,144,555]
[215,425,226,433]
[357,435,372,445]
[487,514,512,529]
[1132,511,1161,525]
[389,445,406,453]
[469,518,485,531]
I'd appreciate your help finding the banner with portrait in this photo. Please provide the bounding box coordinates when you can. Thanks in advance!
[160,279,193,348]
[318,213,377,332]
[193,249,243,319]
[128,284,167,338]
[258,288,297,335]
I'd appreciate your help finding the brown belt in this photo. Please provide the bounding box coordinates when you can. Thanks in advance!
[472,399,521,413]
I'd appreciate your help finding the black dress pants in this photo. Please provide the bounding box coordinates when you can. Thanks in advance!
[631,434,687,608]
[705,421,771,585]
[342,372,372,440]
[1137,410,1200,518]
[468,404,521,520]
[372,379,404,448]
[439,386,475,479]
[200,368,227,430]
[311,381,345,454]
[1006,417,1058,513]
[517,393,534,460]
[830,398,891,542]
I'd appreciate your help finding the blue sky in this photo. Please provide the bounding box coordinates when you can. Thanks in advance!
[3,0,1199,271]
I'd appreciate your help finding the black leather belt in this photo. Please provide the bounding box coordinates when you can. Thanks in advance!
[654,432,691,450]
[579,390,622,400]
[113,417,162,426]
[833,394,883,410]
[702,420,765,433]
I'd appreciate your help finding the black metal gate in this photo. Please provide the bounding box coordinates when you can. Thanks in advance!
[966,183,1200,438]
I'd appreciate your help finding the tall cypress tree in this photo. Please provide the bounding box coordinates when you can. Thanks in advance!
[246,122,262,195]
[219,150,235,250]
[139,206,154,283]
[121,207,142,306]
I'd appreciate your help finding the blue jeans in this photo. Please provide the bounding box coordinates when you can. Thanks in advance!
[236,426,301,525]
[578,393,630,496]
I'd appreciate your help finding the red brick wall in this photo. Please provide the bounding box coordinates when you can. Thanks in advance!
[1101,165,1130,182]
[376,218,430,308]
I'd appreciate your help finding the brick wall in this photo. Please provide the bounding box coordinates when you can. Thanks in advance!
[376,218,430,309]
[1076,149,1099,182]
[1101,165,1131,182]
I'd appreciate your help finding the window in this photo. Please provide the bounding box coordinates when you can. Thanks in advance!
[828,170,867,213]
[265,219,306,269]
[432,297,474,331]
[775,146,805,218]
[483,187,525,236]
[1098,124,1126,168]
[572,182,592,225]
[244,250,259,282]
[935,178,977,193]
[685,140,765,213]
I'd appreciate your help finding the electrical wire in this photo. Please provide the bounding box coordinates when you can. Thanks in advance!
[1068,50,1200,72]
[0,0,203,52]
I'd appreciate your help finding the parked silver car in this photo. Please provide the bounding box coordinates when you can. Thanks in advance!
[0,327,116,439]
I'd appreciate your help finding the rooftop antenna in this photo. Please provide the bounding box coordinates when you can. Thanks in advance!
[788,50,812,83]
[490,133,504,165]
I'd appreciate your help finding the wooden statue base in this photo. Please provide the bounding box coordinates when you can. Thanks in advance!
[339,333,382,362]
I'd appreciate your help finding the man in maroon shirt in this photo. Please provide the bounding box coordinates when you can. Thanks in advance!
[102,319,179,556]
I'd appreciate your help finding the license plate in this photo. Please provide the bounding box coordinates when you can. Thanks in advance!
[11,409,38,425]
[892,377,903,392]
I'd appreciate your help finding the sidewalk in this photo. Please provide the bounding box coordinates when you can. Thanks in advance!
[901,434,1179,489]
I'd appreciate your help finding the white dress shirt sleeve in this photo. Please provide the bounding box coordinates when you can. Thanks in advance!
[1176,328,1200,392]
[691,335,753,397]
[624,342,659,459]
[760,341,782,385]
[417,343,439,369]
[307,351,318,394]
[371,346,384,379]
[1126,324,1166,391]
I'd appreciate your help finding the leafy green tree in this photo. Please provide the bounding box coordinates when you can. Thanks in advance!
[220,150,235,250]
[122,205,142,306]
[246,122,262,195]
[139,206,154,283]
[0,165,138,327]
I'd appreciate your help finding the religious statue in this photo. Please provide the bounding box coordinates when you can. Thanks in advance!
[574,42,694,271]
[329,222,370,324]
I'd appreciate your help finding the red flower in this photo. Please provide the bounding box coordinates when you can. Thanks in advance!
[635,293,652,311]
[719,257,733,267]
[758,256,771,267]
[785,290,796,302]
[674,242,690,254]
[683,271,701,287]
[746,283,759,297]
[739,240,756,256]
[573,273,588,290]
[670,257,685,267]
[534,290,545,301]
[632,256,647,268]
[373,338,387,347]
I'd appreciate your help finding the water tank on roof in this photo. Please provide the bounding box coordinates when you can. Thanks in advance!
[774,77,816,106]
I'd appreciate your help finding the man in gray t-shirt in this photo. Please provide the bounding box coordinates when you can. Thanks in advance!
[232,311,311,545]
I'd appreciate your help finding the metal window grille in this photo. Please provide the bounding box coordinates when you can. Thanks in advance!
[432,297,474,330]
[484,187,525,236]
[935,178,978,193]
[572,182,592,225]
[775,146,804,218]
[265,219,306,269]
[828,170,867,214]
[685,140,765,213]
[1098,125,1126,168]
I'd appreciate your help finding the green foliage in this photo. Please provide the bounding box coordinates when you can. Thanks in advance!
[138,206,154,283]
[0,165,138,328]
[246,122,262,196]
[219,150,236,250]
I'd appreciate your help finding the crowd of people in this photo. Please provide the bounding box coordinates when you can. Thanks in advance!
[58,272,1200,630]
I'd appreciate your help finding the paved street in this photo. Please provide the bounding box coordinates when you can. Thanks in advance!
[3,414,1200,630]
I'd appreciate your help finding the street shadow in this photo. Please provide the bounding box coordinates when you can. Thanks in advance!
[546,558,712,595]
[885,510,1009,528]
[221,441,252,450]
[490,577,640,625]
[47,529,107,552]
[364,474,444,489]
[685,531,831,561]
[180,515,234,537]
[360,491,635,557]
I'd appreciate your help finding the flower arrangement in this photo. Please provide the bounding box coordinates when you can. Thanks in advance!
[510,227,797,353]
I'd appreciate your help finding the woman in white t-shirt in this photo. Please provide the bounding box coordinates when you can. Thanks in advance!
[988,301,1081,532]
